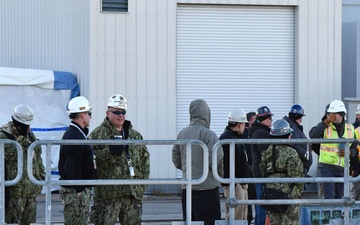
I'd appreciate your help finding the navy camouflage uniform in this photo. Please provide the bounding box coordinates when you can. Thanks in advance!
[89,118,150,225]
[260,144,303,225]
[0,122,45,225]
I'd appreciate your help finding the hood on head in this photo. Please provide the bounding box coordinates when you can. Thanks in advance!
[189,99,210,128]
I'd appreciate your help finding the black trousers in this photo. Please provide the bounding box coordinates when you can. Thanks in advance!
[247,182,256,221]
[182,188,221,225]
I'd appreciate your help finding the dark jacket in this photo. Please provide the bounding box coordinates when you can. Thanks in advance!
[283,115,312,172]
[248,121,271,178]
[242,127,253,173]
[308,121,327,155]
[58,121,97,192]
[219,127,250,185]
[353,118,360,129]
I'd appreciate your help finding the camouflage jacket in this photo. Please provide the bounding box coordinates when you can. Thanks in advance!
[259,144,303,199]
[0,122,45,197]
[89,117,150,201]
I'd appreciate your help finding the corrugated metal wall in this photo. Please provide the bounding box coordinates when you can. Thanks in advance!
[176,5,295,136]
[0,0,342,182]
[88,1,178,180]
[296,0,342,131]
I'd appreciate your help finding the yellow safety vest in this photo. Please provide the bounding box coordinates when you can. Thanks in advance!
[319,123,354,167]
[354,127,360,161]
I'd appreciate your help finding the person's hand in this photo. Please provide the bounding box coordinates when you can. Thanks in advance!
[338,149,345,157]
[338,148,351,157]
[324,114,336,126]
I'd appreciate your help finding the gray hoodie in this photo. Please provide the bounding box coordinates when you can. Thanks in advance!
[172,99,223,190]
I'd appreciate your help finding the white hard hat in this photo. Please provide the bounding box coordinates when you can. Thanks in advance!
[356,104,360,114]
[108,94,128,110]
[228,108,248,123]
[327,100,347,114]
[67,96,93,113]
[12,104,34,125]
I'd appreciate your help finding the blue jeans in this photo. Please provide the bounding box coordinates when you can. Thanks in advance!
[319,167,344,199]
[255,183,266,225]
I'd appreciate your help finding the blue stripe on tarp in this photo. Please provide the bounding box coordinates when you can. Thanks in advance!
[31,127,68,132]
[53,71,81,99]
[51,171,60,175]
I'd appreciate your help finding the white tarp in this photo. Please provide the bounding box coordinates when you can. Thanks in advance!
[0,67,80,191]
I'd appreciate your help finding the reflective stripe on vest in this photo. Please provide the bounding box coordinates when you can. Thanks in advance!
[319,123,354,167]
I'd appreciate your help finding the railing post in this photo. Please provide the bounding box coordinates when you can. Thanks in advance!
[0,140,23,225]
[212,138,359,225]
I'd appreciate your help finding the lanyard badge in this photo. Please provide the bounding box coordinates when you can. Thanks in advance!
[128,159,135,177]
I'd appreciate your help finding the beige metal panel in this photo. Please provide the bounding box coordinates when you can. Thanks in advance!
[134,0,149,131]
[296,0,342,139]
[88,0,178,180]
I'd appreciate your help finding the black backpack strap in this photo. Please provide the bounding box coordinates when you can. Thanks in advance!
[1,130,15,140]
[272,144,277,173]
[265,144,285,177]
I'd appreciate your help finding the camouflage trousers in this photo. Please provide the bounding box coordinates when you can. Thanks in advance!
[268,204,300,225]
[90,196,142,225]
[60,187,91,225]
[5,197,37,225]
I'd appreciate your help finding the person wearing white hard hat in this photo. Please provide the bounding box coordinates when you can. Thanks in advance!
[58,96,97,225]
[309,100,359,199]
[353,104,360,128]
[219,108,250,221]
[89,94,150,225]
[0,104,45,225]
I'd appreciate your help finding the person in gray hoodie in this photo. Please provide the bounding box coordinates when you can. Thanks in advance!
[172,99,223,225]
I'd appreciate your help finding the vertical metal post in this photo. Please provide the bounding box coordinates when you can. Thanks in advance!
[46,143,52,225]
[0,142,5,225]
[229,142,235,225]
[343,140,350,225]
[186,143,192,225]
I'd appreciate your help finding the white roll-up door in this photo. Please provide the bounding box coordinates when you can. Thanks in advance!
[176,4,295,135]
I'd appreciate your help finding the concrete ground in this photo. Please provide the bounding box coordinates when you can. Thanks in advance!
[34,193,238,225]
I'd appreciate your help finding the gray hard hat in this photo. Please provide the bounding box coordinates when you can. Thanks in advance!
[270,119,293,136]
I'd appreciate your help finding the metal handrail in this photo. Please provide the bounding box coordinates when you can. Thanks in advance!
[27,139,208,225]
[213,138,359,225]
[0,137,357,225]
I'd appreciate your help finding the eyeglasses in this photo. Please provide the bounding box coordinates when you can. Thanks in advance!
[87,112,92,116]
[267,117,273,121]
[110,110,126,116]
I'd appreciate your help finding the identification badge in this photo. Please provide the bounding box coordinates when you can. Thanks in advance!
[127,159,135,177]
